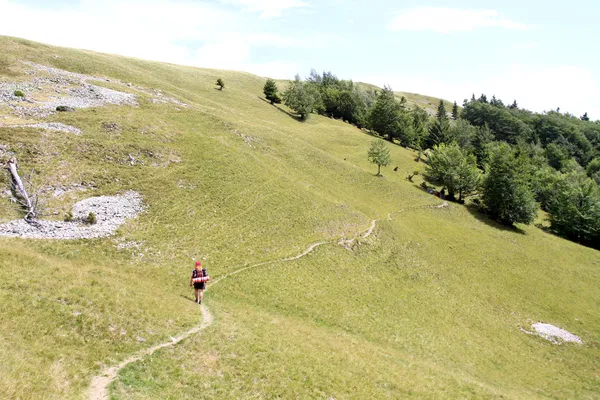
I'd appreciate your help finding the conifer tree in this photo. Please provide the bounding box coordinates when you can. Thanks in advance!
[452,101,459,120]
[436,99,448,120]
[368,85,402,142]
[581,112,590,121]
[263,79,281,104]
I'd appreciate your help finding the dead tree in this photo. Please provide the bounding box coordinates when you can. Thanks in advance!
[6,158,38,221]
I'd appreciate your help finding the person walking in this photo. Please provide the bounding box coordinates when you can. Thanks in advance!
[190,261,207,304]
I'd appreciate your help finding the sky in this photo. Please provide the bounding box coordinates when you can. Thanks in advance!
[1,0,598,118]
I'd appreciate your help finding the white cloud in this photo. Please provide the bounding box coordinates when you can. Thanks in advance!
[0,0,304,78]
[358,64,600,119]
[389,7,529,33]
[221,0,309,18]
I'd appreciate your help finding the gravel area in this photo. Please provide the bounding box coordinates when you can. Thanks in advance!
[522,323,583,344]
[0,191,143,239]
[0,62,138,118]
[0,122,82,134]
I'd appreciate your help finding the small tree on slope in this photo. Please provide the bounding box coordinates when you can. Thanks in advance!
[216,78,225,90]
[368,139,391,176]
[263,79,281,104]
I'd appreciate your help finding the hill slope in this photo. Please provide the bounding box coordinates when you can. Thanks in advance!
[0,36,599,399]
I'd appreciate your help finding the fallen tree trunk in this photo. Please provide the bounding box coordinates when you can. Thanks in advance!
[6,157,36,220]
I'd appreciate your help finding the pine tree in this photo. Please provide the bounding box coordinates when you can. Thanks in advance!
[436,99,448,120]
[581,112,590,121]
[451,101,459,120]
[368,85,402,142]
[263,79,281,104]
[367,139,391,176]
[509,100,518,109]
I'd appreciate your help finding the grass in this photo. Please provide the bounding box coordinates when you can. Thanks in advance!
[0,35,598,399]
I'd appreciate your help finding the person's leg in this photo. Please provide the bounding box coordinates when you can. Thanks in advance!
[194,288,199,302]
[199,289,204,303]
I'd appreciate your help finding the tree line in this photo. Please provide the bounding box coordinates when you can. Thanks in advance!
[263,71,600,249]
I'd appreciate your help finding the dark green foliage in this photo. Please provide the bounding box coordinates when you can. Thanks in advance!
[451,101,459,120]
[581,112,590,121]
[482,144,537,226]
[509,100,518,110]
[587,158,600,177]
[216,78,225,90]
[368,86,403,142]
[85,212,97,225]
[13,90,24,97]
[411,106,430,150]
[64,211,74,222]
[531,165,562,210]
[547,171,600,248]
[545,142,571,171]
[436,100,448,121]
[472,124,494,167]
[426,143,480,201]
[304,70,371,127]
[532,112,594,166]
[462,100,533,144]
[263,79,281,104]
[56,105,75,112]
[283,75,320,120]
[490,95,504,108]
[367,139,391,176]
[447,119,478,154]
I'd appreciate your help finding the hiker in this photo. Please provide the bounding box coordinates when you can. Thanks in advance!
[190,261,207,304]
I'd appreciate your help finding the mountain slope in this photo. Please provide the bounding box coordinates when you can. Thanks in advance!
[0,36,598,399]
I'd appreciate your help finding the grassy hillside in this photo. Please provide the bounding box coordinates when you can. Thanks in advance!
[0,36,598,399]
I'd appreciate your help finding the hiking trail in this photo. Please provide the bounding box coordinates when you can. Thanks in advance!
[87,200,447,399]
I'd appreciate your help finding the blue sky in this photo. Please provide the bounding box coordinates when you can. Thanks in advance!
[1,0,598,117]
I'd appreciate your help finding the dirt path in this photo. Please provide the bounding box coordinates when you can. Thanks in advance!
[87,200,447,399]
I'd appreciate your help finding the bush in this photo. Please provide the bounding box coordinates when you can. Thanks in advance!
[13,90,24,97]
[56,106,75,112]
[216,78,225,90]
[85,212,97,225]
[64,211,74,222]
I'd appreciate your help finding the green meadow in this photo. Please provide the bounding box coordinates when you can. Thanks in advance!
[0,36,598,399]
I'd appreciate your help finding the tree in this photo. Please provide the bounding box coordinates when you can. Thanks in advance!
[368,85,402,142]
[547,171,600,248]
[509,100,518,110]
[426,100,451,148]
[452,101,459,120]
[472,124,495,167]
[263,79,281,104]
[282,75,319,120]
[436,100,448,120]
[411,106,430,150]
[581,112,590,121]
[545,142,571,171]
[216,78,225,90]
[367,139,391,176]
[482,144,538,226]
[425,143,480,201]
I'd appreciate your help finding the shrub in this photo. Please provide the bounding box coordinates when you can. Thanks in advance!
[56,106,75,112]
[85,212,97,225]
[216,78,225,90]
[13,90,24,97]
[64,212,74,222]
